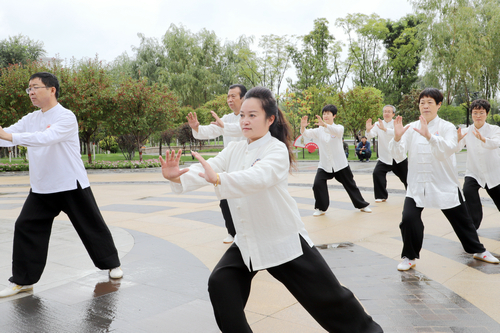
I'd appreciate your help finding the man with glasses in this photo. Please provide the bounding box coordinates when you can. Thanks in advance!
[457,99,500,229]
[0,72,123,298]
[366,105,408,202]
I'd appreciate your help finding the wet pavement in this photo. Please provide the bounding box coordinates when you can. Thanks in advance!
[1,152,500,332]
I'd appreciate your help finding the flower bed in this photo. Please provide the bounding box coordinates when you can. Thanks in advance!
[0,159,161,172]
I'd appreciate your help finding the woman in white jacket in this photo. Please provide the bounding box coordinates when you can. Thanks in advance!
[160,87,382,333]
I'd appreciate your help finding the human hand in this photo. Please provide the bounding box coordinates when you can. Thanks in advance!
[315,115,326,128]
[366,118,374,132]
[472,127,486,143]
[186,112,200,132]
[413,115,431,140]
[457,128,466,143]
[209,111,224,128]
[377,118,386,132]
[300,116,309,128]
[0,126,13,142]
[191,151,218,185]
[393,116,409,142]
[159,150,189,183]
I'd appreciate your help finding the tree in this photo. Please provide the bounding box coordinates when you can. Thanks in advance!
[397,88,421,124]
[59,57,115,163]
[107,78,178,161]
[0,34,46,68]
[330,86,384,138]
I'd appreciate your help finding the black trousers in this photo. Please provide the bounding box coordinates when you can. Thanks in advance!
[10,183,121,285]
[208,236,383,333]
[356,151,371,160]
[399,192,486,260]
[463,176,500,230]
[313,167,369,211]
[372,159,408,200]
[220,199,236,237]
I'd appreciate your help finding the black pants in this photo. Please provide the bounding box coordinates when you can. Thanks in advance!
[356,151,371,161]
[463,176,500,230]
[313,167,369,211]
[372,159,408,200]
[208,236,383,333]
[10,183,121,285]
[220,199,235,237]
[399,192,486,260]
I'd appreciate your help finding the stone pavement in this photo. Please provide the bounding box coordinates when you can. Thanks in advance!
[0,153,499,332]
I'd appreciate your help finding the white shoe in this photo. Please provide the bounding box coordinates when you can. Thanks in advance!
[109,267,124,279]
[473,251,499,264]
[375,199,386,203]
[360,206,372,213]
[397,257,416,271]
[223,235,234,244]
[0,282,33,298]
[313,209,326,217]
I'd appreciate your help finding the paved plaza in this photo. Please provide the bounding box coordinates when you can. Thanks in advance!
[1,153,500,332]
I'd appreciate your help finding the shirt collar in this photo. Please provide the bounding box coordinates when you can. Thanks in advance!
[247,132,272,151]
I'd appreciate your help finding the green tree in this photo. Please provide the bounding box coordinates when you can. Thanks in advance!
[0,34,46,68]
[397,88,421,124]
[330,86,384,138]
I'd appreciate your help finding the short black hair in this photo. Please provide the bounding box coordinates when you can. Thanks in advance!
[361,136,367,140]
[30,72,60,99]
[470,99,490,114]
[419,88,443,105]
[229,84,247,99]
[322,104,337,116]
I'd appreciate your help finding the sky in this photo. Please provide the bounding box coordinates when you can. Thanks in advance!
[0,0,415,65]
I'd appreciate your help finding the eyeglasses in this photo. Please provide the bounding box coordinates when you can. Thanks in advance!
[26,86,50,94]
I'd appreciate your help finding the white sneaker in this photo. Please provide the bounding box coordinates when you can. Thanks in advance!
[397,257,416,271]
[360,206,372,213]
[375,199,386,203]
[313,209,326,217]
[473,251,499,264]
[0,282,33,298]
[223,235,234,244]
[109,267,124,279]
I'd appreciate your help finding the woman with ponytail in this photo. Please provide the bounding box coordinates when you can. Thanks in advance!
[160,87,382,333]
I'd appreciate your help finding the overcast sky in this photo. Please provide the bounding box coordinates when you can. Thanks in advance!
[1,0,414,65]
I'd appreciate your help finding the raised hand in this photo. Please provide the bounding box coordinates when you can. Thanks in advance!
[377,118,386,132]
[315,115,326,128]
[413,115,431,140]
[457,128,466,143]
[366,118,374,132]
[393,116,410,142]
[209,111,224,128]
[472,127,486,143]
[186,112,200,132]
[191,151,218,185]
[159,150,189,183]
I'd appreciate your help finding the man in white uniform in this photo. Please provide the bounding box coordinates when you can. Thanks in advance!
[0,72,123,297]
[187,84,247,243]
[301,105,371,217]
[457,99,500,229]
[390,88,498,271]
[366,105,408,202]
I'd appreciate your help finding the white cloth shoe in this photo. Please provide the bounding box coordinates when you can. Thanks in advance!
[223,235,234,244]
[0,282,33,298]
[360,206,372,213]
[109,267,124,279]
[375,199,386,203]
[313,209,326,217]
[397,257,416,271]
[473,251,499,264]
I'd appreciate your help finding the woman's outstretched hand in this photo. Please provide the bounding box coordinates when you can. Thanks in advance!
[159,150,189,183]
[191,151,218,185]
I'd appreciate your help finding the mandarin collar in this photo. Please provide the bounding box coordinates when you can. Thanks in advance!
[247,132,272,151]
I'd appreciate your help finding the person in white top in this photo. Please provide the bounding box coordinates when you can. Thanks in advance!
[0,72,123,298]
[366,105,408,202]
[390,88,499,271]
[187,84,247,244]
[457,99,500,229]
[300,105,371,217]
[160,87,382,333]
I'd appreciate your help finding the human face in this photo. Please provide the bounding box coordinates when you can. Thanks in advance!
[419,96,441,123]
[361,137,367,144]
[227,87,243,115]
[322,111,335,125]
[28,78,56,111]
[239,98,274,143]
[382,106,395,122]
[471,107,488,129]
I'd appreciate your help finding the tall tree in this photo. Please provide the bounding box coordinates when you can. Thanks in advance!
[0,34,46,68]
